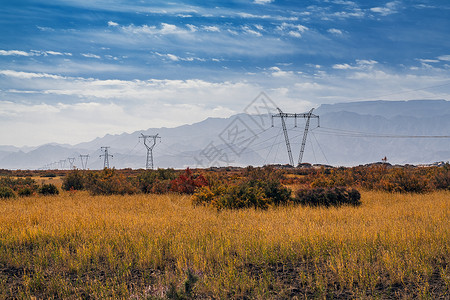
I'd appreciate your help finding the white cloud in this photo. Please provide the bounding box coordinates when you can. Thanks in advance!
[332,63,355,70]
[160,23,182,34]
[418,59,439,63]
[0,50,72,57]
[333,60,378,70]
[288,31,301,38]
[333,9,365,18]
[37,26,55,32]
[0,50,31,56]
[253,0,274,4]
[328,28,343,35]
[242,26,262,36]
[166,54,180,61]
[276,22,308,38]
[153,52,210,62]
[333,0,357,5]
[121,23,190,36]
[0,71,271,146]
[1,64,450,147]
[269,66,295,77]
[437,55,450,61]
[45,51,64,56]
[81,53,101,59]
[202,25,220,32]
[108,21,119,27]
[237,12,298,21]
[254,24,264,31]
[0,70,65,80]
[186,24,197,32]
[370,1,400,16]
[357,59,378,66]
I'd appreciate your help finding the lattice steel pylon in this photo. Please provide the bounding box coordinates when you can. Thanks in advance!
[100,147,113,169]
[140,133,161,169]
[67,157,75,169]
[272,108,319,166]
[79,154,89,170]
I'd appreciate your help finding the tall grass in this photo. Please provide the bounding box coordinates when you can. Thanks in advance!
[0,191,448,298]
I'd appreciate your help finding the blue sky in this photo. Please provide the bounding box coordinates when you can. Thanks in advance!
[1,0,449,146]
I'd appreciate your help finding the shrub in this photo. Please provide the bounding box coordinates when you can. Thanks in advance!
[40,173,57,178]
[0,186,16,199]
[38,183,59,196]
[431,164,450,190]
[192,167,292,210]
[84,168,138,195]
[170,168,208,194]
[62,169,85,191]
[18,187,34,197]
[138,168,175,194]
[295,187,361,207]
[379,168,429,193]
[0,177,38,193]
[219,183,270,210]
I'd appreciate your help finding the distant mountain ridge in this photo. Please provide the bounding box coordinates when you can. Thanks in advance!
[1,100,449,169]
[315,99,450,118]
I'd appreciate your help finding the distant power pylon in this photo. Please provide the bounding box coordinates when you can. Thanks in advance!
[67,157,75,169]
[140,133,161,169]
[272,107,319,166]
[100,147,113,169]
[59,159,66,170]
[79,155,89,170]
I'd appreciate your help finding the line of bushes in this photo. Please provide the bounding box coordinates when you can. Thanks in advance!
[303,164,450,193]
[60,167,361,209]
[62,168,209,196]
[192,167,361,210]
[0,177,59,198]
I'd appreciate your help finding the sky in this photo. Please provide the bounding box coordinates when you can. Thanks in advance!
[1,0,450,147]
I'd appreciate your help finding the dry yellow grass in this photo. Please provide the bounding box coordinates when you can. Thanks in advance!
[0,190,449,298]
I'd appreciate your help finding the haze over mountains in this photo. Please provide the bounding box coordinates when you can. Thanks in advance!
[1,100,449,170]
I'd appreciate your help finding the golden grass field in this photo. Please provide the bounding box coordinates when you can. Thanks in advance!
[0,190,449,299]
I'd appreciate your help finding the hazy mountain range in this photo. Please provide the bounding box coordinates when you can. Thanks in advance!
[1,100,449,170]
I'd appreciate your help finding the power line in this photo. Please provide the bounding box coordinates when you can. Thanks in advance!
[311,131,329,165]
[315,127,450,138]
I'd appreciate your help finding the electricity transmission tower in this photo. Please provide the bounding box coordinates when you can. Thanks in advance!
[272,108,319,166]
[100,147,113,169]
[139,133,161,169]
[59,159,66,170]
[67,157,75,169]
[79,155,89,170]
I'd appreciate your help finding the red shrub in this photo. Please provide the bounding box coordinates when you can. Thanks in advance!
[170,168,208,194]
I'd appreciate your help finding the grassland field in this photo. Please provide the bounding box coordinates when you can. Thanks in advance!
[0,188,449,299]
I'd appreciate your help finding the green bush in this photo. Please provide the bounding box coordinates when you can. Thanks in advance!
[0,186,16,199]
[38,183,59,196]
[84,168,138,195]
[62,169,85,191]
[379,168,429,193]
[295,187,361,207]
[137,168,175,194]
[431,163,450,190]
[18,187,34,197]
[192,167,292,210]
[0,177,38,193]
